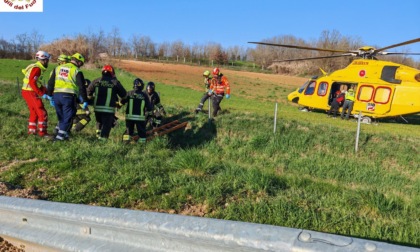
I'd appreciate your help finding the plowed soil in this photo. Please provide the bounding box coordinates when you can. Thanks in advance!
[115,60,306,102]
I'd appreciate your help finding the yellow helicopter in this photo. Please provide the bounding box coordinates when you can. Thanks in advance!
[249,38,420,123]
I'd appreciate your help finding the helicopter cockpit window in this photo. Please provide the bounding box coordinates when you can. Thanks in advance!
[381,66,401,84]
[317,82,328,96]
[304,81,316,95]
[298,80,310,93]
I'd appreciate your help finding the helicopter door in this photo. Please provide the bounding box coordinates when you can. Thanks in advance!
[354,84,394,115]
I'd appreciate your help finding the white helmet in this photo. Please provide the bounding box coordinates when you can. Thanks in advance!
[35,51,50,60]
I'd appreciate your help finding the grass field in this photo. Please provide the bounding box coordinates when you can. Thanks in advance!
[0,59,419,248]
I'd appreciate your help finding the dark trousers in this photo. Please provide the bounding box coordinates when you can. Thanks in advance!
[211,94,224,117]
[341,100,354,119]
[126,120,146,139]
[54,93,77,139]
[196,93,211,110]
[328,100,340,117]
[95,112,115,138]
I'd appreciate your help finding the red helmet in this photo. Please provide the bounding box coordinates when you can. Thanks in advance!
[212,67,220,76]
[102,65,115,77]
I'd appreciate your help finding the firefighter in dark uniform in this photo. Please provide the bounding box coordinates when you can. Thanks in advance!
[120,78,153,144]
[145,82,166,128]
[87,65,127,140]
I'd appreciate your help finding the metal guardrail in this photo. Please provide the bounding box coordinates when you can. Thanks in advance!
[0,196,418,252]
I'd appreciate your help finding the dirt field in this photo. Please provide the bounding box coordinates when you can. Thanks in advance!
[115,60,307,102]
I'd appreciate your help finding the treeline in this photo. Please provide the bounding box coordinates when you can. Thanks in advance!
[1,29,418,76]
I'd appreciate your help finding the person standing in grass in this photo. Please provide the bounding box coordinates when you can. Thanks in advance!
[87,65,127,140]
[120,78,153,144]
[208,67,230,117]
[341,86,356,120]
[51,54,71,135]
[21,50,53,137]
[145,82,166,128]
[194,70,213,114]
[48,53,89,141]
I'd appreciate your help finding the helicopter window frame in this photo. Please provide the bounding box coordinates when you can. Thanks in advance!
[304,81,316,95]
[358,85,374,102]
[373,86,392,104]
[317,82,328,97]
[298,80,310,93]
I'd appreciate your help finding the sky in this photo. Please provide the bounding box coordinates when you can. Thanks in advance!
[1,0,419,60]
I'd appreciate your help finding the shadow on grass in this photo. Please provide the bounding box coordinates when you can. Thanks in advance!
[375,114,420,125]
[165,111,217,149]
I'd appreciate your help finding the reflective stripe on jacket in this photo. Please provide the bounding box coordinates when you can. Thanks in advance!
[21,61,46,91]
[209,75,230,95]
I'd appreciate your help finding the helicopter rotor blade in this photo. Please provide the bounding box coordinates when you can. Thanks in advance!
[273,54,355,62]
[248,42,349,53]
[374,38,420,53]
[378,52,420,56]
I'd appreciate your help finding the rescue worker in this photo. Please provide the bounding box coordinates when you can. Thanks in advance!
[327,90,345,118]
[341,87,356,120]
[47,53,89,141]
[71,79,92,132]
[194,70,213,113]
[87,65,127,140]
[51,54,71,135]
[120,78,153,144]
[145,82,166,128]
[208,67,230,117]
[21,50,53,137]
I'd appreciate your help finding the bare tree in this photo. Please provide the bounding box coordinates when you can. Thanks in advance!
[191,43,204,61]
[147,41,156,57]
[30,30,44,54]
[157,41,170,59]
[170,40,185,61]
[0,39,14,58]
[14,33,31,59]
[107,27,123,57]
[86,29,106,62]
[131,35,154,58]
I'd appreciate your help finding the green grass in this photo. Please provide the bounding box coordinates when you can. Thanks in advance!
[0,59,419,248]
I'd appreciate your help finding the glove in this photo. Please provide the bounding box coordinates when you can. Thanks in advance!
[49,99,55,107]
[226,94,230,99]
[41,94,48,99]
[82,102,88,110]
